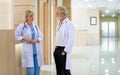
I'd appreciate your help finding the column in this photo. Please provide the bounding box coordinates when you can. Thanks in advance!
[63,0,71,19]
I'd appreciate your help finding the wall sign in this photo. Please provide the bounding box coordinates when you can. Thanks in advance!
[90,17,97,25]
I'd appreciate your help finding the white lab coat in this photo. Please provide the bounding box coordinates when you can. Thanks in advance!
[15,23,44,67]
[56,18,75,70]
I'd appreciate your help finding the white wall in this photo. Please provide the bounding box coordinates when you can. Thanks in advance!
[72,8,100,46]
[0,0,12,29]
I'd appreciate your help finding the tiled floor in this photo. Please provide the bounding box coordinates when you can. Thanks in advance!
[41,38,120,75]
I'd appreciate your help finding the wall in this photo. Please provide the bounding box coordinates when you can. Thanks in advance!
[0,0,13,29]
[72,8,100,46]
[13,0,38,29]
[0,30,15,75]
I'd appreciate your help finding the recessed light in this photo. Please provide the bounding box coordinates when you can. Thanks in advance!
[108,0,113,2]
[111,58,114,60]
[84,0,89,2]
[105,69,109,73]
[105,73,109,75]
[112,61,115,64]
[101,61,104,64]
[106,10,110,13]
[119,11,120,13]
[88,4,92,8]
[102,14,105,17]
[112,14,116,17]
[118,70,120,73]
[101,58,104,60]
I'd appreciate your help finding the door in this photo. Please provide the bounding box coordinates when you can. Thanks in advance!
[101,22,109,37]
[109,22,116,37]
[101,21,116,38]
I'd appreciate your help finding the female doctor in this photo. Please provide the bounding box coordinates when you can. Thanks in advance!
[15,10,44,75]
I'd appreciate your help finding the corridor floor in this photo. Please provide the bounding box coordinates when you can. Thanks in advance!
[41,38,120,75]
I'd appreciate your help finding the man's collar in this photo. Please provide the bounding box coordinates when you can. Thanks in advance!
[59,17,69,24]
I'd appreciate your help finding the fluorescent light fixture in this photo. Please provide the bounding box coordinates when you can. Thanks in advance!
[84,0,89,2]
[106,10,110,13]
[102,14,105,17]
[108,0,113,2]
[88,4,92,8]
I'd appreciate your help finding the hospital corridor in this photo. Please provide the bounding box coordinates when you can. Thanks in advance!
[0,0,120,75]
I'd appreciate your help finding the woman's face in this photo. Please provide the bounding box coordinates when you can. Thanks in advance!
[26,13,34,22]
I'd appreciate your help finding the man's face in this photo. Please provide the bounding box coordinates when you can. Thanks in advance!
[56,9,64,20]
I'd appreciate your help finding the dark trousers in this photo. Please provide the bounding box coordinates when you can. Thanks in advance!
[53,46,71,75]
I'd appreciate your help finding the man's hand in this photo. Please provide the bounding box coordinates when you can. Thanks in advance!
[62,51,66,55]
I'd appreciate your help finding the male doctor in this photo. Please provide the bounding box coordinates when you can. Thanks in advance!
[53,6,75,75]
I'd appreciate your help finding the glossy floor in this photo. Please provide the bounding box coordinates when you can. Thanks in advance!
[41,38,120,75]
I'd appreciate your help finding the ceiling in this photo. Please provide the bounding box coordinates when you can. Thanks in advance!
[72,0,120,17]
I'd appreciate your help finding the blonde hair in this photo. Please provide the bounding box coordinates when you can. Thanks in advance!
[24,10,34,22]
[57,6,68,15]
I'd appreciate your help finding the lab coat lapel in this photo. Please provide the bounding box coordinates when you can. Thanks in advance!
[61,18,69,44]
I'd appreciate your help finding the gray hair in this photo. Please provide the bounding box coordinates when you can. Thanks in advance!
[57,6,68,15]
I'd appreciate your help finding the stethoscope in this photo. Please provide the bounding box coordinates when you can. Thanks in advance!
[21,23,39,36]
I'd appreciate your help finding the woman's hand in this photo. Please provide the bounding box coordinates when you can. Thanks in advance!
[22,38,32,43]
[30,38,39,44]
[22,38,39,44]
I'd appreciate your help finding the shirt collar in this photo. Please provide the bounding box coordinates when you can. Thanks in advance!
[24,22,35,27]
[58,17,69,24]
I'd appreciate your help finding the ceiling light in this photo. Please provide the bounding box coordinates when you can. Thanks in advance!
[119,11,120,13]
[102,14,105,17]
[105,73,109,75]
[88,4,92,8]
[118,70,120,73]
[101,58,104,60]
[106,10,110,13]
[105,69,109,73]
[112,14,116,17]
[101,61,104,64]
[112,61,115,64]
[84,0,89,2]
[108,0,113,2]
[111,58,114,60]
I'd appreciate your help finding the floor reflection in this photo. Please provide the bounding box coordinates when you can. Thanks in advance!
[41,38,120,75]
[100,38,120,75]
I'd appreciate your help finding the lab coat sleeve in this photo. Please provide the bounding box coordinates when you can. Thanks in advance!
[64,23,75,53]
[15,24,24,41]
[36,25,44,42]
